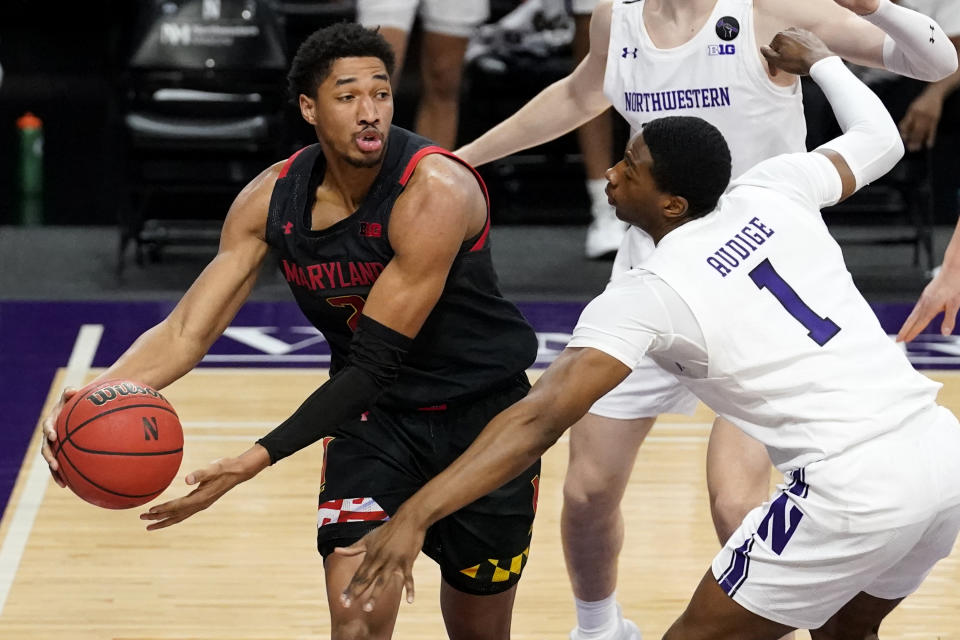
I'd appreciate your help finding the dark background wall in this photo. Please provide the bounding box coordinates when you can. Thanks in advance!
[0,0,598,229]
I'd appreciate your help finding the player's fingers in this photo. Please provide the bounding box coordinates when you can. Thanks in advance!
[759,46,780,76]
[897,299,934,342]
[185,465,216,485]
[361,575,390,613]
[333,543,367,557]
[144,514,187,531]
[926,124,938,149]
[343,554,391,608]
[403,572,415,604]
[941,299,960,336]
[59,387,78,405]
[341,561,375,605]
[901,116,924,153]
[41,413,56,439]
[47,465,66,488]
[141,496,184,518]
[40,434,57,466]
[896,299,927,342]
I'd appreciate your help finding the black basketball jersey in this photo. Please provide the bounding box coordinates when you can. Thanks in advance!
[265,126,537,408]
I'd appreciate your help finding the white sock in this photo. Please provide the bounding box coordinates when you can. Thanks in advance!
[586,179,609,214]
[574,591,619,633]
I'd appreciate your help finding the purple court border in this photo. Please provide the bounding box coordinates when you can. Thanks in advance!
[0,300,956,516]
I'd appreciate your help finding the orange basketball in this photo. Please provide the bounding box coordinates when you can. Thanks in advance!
[54,379,184,509]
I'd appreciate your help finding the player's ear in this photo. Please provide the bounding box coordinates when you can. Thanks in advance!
[663,195,689,220]
[299,94,318,126]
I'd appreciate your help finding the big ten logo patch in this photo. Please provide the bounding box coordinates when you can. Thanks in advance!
[359,222,382,238]
[708,44,736,56]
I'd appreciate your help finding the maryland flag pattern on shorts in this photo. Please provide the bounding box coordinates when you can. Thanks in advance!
[460,547,530,583]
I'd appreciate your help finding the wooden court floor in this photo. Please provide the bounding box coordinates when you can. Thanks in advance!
[2,367,960,639]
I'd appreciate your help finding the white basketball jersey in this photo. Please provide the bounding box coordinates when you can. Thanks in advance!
[636,154,940,472]
[604,0,806,178]
[605,0,809,269]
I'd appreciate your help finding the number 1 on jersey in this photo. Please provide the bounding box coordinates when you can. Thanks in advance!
[749,259,840,346]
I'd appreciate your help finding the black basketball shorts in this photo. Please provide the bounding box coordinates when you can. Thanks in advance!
[313,375,540,596]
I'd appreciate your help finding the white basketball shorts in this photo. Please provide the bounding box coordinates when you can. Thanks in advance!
[712,413,960,629]
[357,0,491,38]
[588,356,698,419]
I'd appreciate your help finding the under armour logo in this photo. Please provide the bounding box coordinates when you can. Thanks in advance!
[930,25,936,44]
[622,47,638,59]
[283,221,293,235]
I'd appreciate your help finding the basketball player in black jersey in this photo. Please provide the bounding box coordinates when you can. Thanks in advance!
[40,23,539,639]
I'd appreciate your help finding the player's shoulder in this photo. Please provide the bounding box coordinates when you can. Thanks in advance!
[593,0,614,30]
[221,160,286,239]
[403,153,483,201]
[235,160,285,207]
[732,152,814,188]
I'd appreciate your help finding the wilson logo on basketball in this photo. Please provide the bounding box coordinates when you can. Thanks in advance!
[86,382,167,407]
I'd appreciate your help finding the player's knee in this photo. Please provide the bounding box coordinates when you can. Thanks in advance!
[331,617,379,640]
[708,492,756,543]
[562,466,621,516]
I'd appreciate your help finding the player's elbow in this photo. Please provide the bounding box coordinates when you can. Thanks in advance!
[878,128,905,175]
[913,60,957,82]
[514,396,569,454]
[927,46,959,80]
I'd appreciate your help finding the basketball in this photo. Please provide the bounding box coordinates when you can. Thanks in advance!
[54,379,184,509]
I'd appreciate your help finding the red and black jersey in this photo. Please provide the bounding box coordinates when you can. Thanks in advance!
[265,126,537,408]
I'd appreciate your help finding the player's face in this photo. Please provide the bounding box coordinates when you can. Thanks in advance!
[604,134,663,232]
[301,56,394,168]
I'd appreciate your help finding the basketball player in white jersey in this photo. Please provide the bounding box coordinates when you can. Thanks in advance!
[338,28,960,639]
[454,2,958,637]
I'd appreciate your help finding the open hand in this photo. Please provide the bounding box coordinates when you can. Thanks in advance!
[139,454,258,530]
[40,387,78,488]
[335,516,426,612]
[761,28,834,77]
[897,268,960,342]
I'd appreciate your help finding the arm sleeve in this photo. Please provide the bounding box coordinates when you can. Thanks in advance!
[812,55,904,191]
[736,57,900,209]
[864,0,959,81]
[255,315,413,464]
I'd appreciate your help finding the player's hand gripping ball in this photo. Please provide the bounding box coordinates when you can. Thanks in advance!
[53,380,184,509]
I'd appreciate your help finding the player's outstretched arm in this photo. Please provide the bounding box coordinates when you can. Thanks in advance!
[765,0,957,81]
[335,347,631,612]
[453,1,613,167]
[898,219,960,342]
[42,165,278,488]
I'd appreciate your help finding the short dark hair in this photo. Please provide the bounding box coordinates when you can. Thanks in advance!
[642,116,732,219]
[287,22,396,104]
